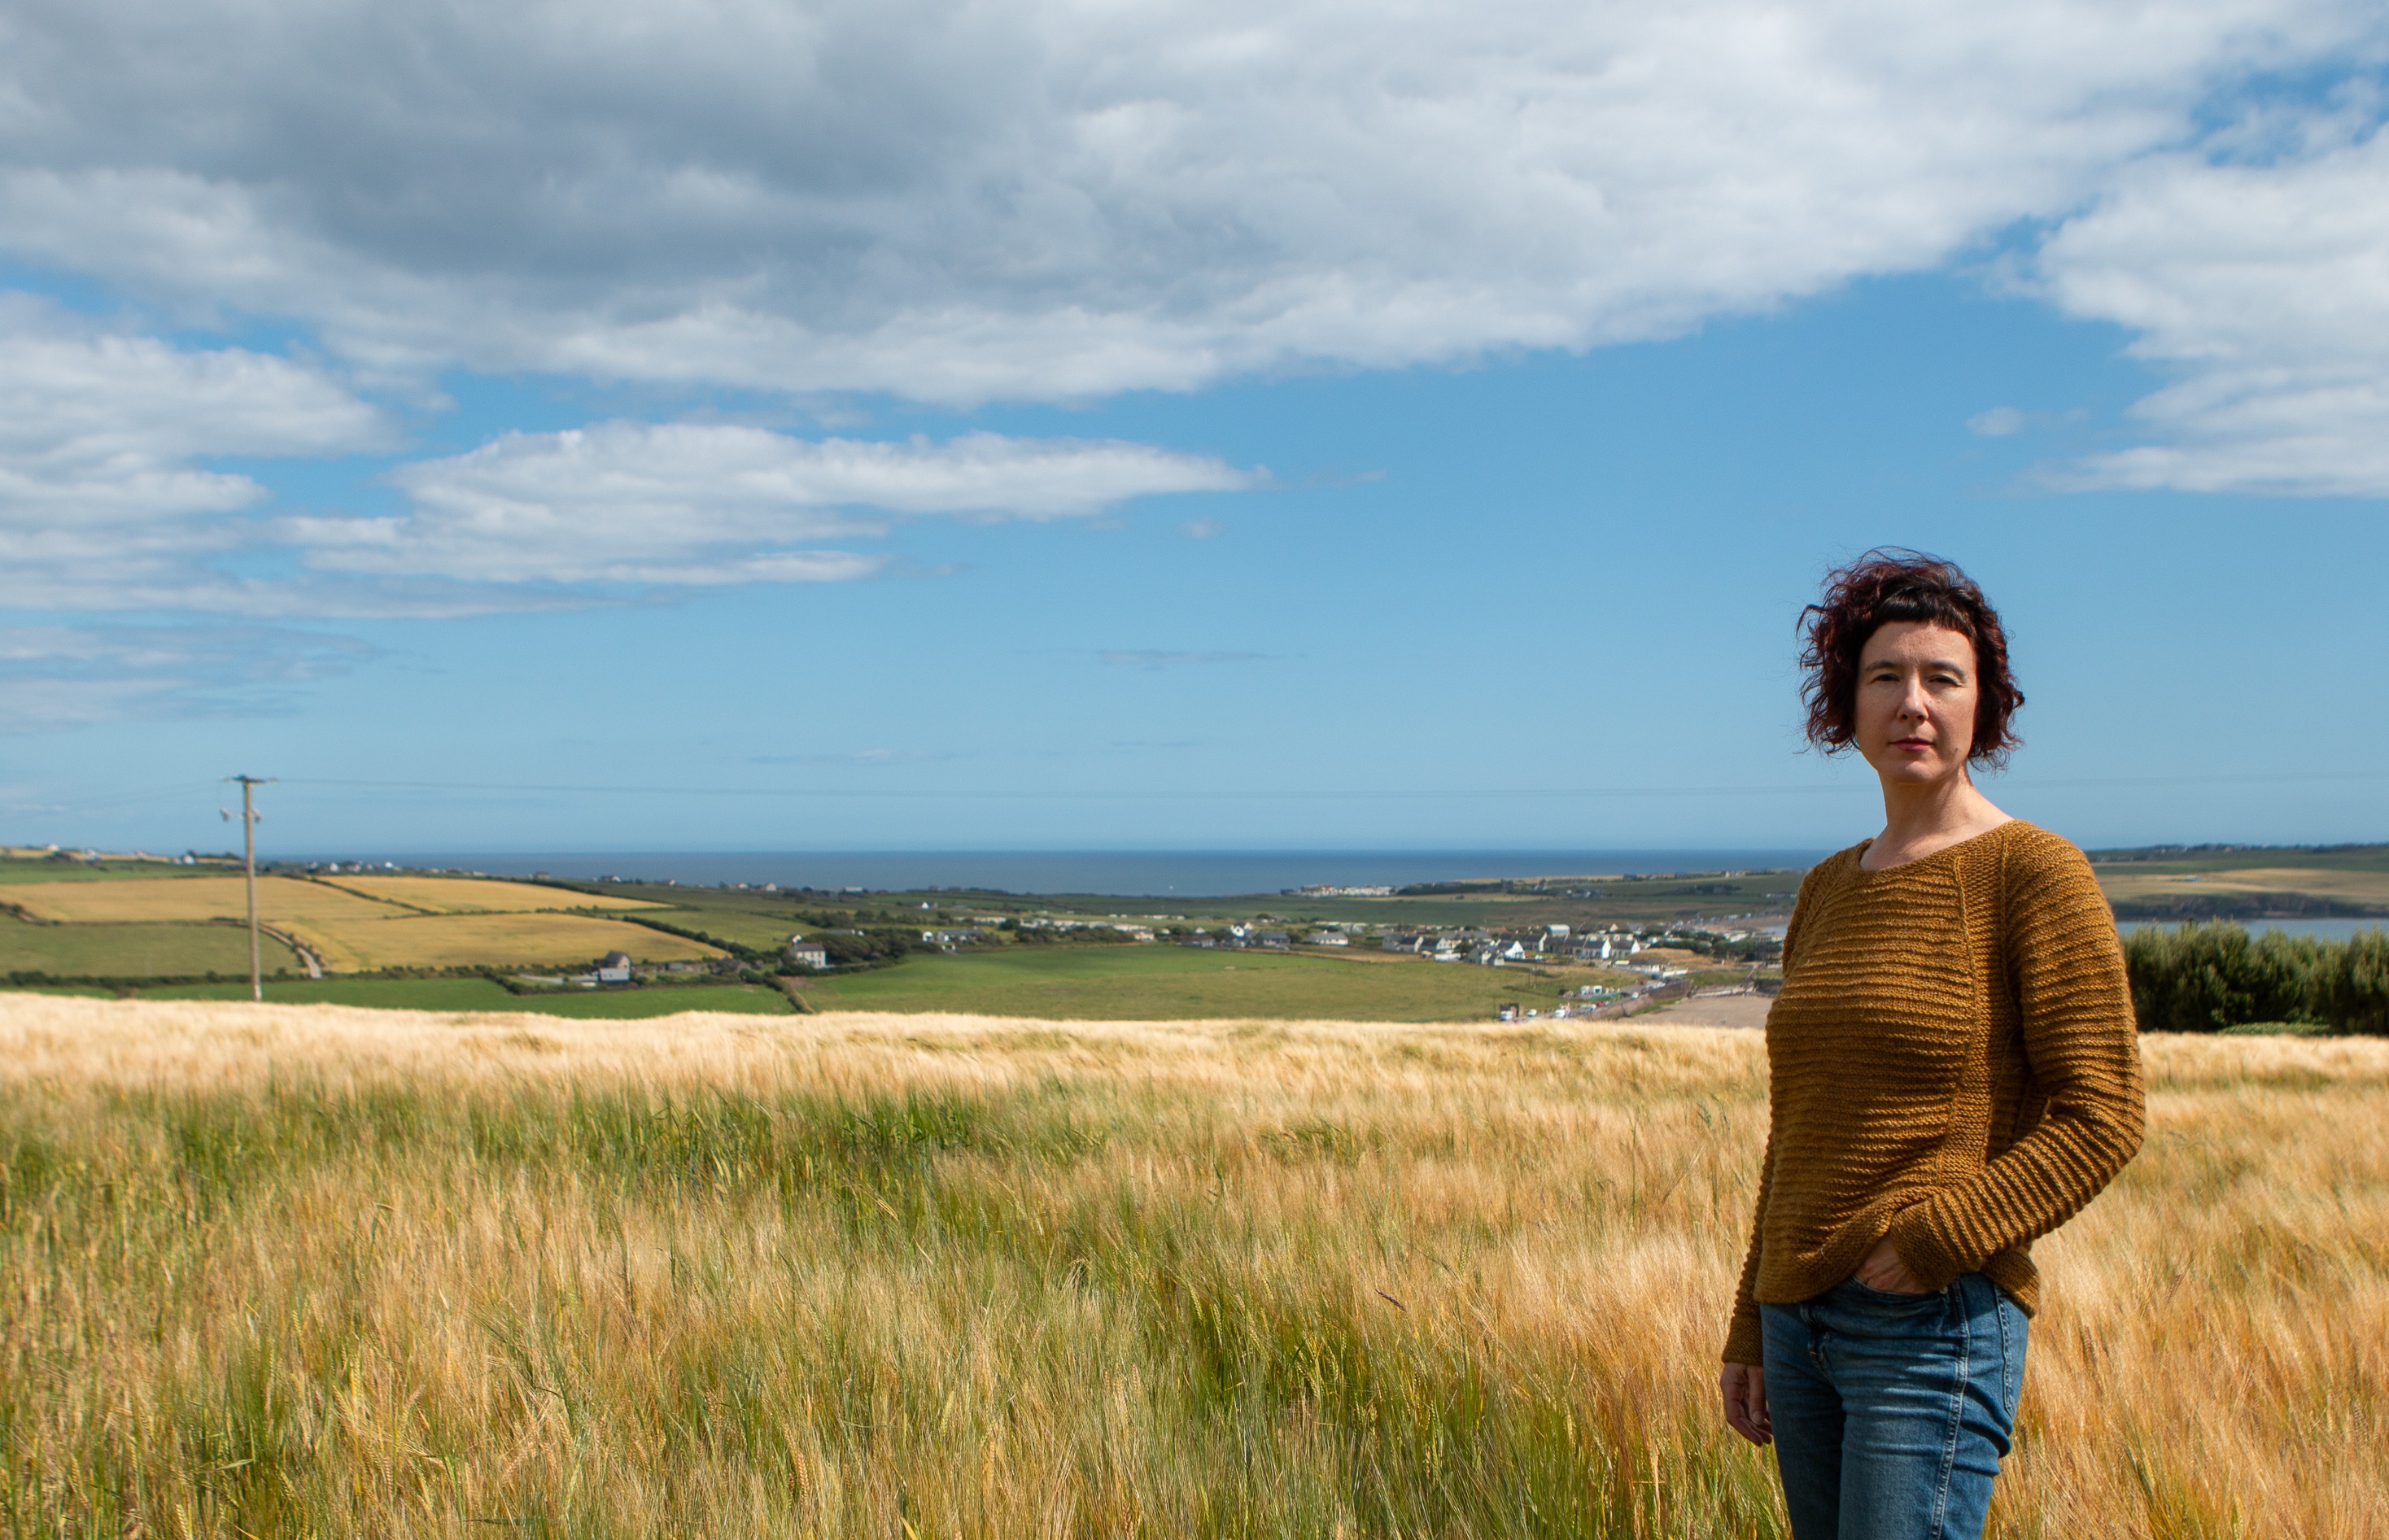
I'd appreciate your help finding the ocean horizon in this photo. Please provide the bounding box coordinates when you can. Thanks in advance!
[304,849,1828,898]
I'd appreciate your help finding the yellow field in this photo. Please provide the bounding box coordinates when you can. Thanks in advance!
[312,875,666,914]
[280,911,723,971]
[2097,865,2389,905]
[0,875,405,924]
[1,998,2379,1537]
[0,876,708,973]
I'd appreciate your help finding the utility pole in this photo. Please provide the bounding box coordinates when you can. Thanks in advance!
[224,775,275,1001]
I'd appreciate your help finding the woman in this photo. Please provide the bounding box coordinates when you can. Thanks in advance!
[1718,551,2145,1539]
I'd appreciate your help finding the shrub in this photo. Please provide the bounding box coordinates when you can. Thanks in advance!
[2317,929,2389,1036]
[2125,923,2383,1034]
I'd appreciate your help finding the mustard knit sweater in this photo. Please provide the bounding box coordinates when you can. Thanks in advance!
[1721,819,2145,1366]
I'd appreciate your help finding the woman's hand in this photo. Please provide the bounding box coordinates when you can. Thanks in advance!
[1852,1234,1926,1293]
[1720,1363,1771,1446]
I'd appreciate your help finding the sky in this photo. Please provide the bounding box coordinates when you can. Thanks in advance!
[3,0,2387,858]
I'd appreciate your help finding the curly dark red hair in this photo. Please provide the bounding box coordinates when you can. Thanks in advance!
[1798,549,2024,769]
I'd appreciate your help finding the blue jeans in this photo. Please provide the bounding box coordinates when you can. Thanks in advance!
[1759,1273,2027,1540]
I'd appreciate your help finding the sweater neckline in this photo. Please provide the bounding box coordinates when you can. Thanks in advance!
[1851,818,2023,878]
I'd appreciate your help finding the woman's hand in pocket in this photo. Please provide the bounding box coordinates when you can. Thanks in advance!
[1852,1235,1925,1294]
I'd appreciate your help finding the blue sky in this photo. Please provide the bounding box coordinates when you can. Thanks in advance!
[3,1,2387,858]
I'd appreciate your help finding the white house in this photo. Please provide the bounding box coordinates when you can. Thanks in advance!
[593,951,633,984]
[784,937,828,970]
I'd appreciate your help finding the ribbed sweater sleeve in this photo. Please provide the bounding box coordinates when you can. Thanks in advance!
[1719,869,1815,1365]
[1883,836,2146,1291]
[1721,1128,1774,1365]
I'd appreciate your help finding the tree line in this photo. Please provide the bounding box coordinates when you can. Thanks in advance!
[2123,922,2389,1034]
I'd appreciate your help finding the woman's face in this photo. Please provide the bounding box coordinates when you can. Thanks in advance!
[1854,621,1979,786]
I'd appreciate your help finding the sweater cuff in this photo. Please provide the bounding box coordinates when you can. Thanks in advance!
[1721,1308,1764,1367]
[1885,1198,1970,1294]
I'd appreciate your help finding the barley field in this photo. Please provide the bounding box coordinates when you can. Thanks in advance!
[306,877,665,915]
[1,998,2381,1538]
[277,912,724,973]
[0,876,721,975]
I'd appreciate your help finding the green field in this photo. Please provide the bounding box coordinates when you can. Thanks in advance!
[0,856,236,885]
[122,977,795,1016]
[799,943,1606,1020]
[0,938,1641,1023]
[0,914,303,977]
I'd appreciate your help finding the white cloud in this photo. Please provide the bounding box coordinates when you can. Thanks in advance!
[2033,121,2389,495]
[0,294,1247,608]
[0,0,2383,555]
[0,0,2371,404]
[0,296,390,610]
[290,422,1254,585]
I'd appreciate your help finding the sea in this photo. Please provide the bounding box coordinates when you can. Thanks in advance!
[322,849,1826,898]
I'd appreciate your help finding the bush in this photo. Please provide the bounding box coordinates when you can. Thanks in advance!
[2125,923,2384,1034]
[2317,929,2389,1035]
[815,930,919,967]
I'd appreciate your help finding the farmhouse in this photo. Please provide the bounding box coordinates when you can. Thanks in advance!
[784,937,828,970]
[593,951,632,984]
